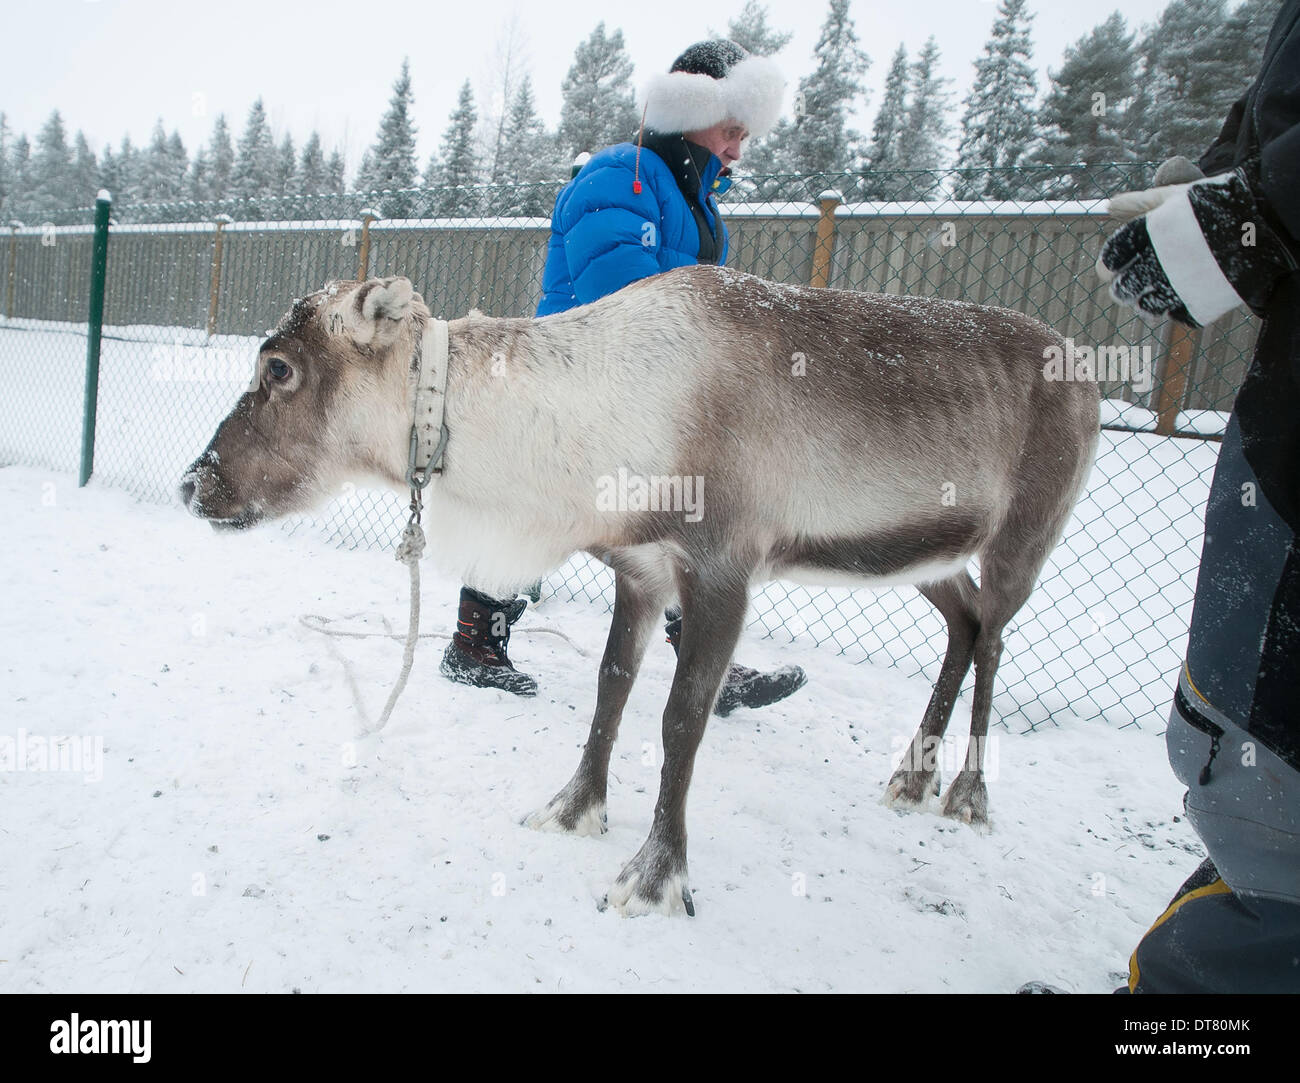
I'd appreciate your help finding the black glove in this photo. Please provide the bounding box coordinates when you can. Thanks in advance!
[1097,157,1296,328]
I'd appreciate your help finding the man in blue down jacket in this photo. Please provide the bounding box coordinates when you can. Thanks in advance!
[1087,1,1299,993]
[535,40,754,315]
[441,39,807,717]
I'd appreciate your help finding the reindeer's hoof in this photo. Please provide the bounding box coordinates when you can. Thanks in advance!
[604,846,692,917]
[883,767,940,810]
[522,784,607,837]
[598,885,694,917]
[940,770,990,831]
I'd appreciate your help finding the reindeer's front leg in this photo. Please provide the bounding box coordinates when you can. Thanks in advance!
[525,569,666,835]
[605,571,750,917]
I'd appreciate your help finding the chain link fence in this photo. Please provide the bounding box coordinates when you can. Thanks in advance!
[0,165,1259,732]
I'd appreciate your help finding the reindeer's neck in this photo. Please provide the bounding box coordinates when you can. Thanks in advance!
[413,314,602,595]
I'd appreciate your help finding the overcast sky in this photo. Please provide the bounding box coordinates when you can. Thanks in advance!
[2,0,1224,174]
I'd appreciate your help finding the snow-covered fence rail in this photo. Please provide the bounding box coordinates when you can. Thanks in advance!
[0,170,1265,733]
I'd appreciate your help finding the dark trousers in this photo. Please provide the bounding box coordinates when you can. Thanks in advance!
[1129,408,1300,992]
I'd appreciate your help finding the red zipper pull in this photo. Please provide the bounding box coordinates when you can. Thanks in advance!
[632,102,648,195]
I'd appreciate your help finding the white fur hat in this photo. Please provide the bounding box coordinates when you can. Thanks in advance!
[640,40,786,138]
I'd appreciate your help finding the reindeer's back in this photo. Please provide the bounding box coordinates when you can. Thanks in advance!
[628,265,1100,539]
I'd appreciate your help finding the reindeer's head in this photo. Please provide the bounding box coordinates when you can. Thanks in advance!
[180,276,427,529]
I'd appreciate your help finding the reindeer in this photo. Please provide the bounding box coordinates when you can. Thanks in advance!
[181,266,1099,916]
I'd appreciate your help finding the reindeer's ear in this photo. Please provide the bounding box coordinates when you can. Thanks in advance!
[361,276,415,323]
[340,277,417,348]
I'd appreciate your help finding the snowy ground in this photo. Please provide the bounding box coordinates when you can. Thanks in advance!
[0,465,1205,993]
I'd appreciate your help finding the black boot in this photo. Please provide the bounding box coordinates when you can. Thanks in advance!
[440,587,538,696]
[663,607,807,718]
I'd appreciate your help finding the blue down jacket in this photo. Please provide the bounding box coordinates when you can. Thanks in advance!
[535,136,730,315]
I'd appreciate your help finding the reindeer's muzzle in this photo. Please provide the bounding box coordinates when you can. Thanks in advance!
[179,457,263,532]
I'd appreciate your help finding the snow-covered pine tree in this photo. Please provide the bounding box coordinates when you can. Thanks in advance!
[104,135,141,213]
[716,3,795,190]
[30,111,76,212]
[861,44,910,199]
[361,58,419,215]
[231,98,277,209]
[421,149,440,190]
[723,1,793,57]
[9,134,32,217]
[1029,12,1139,198]
[558,22,638,158]
[274,134,296,202]
[297,132,328,197]
[953,0,1039,200]
[865,45,909,173]
[354,148,374,194]
[71,131,98,206]
[789,0,869,177]
[896,36,953,199]
[498,74,563,215]
[435,80,481,216]
[480,16,530,186]
[166,131,188,200]
[1223,0,1283,62]
[188,147,211,203]
[137,119,176,203]
[325,148,346,193]
[747,0,868,199]
[1127,0,1246,164]
[206,115,234,203]
[355,150,374,192]
[96,143,119,211]
[502,74,545,163]
[734,115,790,183]
[0,114,12,217]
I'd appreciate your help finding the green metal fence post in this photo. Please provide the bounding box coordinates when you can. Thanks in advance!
[79,190,112,487]
[4,220,21,318]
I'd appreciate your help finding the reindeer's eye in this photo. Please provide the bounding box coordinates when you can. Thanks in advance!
[268,358,292,382]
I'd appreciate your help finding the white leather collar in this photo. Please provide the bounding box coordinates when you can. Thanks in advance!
[407,318,450,488]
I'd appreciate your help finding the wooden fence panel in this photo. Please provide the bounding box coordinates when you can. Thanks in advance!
[3,211,1260,412]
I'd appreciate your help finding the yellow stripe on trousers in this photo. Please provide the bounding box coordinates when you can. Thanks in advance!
[1128,878,1235,992]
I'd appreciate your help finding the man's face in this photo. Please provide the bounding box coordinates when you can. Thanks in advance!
[684,118,750,168]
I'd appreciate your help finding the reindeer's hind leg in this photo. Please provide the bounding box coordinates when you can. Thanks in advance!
[605,564,750,916]
[525,568,669,836]
[885,572,980,810]
[940,546,1045,829]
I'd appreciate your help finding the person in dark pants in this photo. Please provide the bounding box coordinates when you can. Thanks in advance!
[441,39,808,718]
[1093,1,1300,993]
